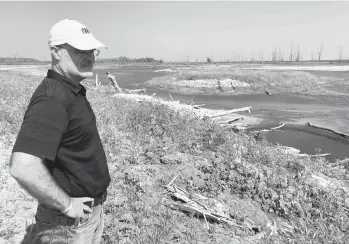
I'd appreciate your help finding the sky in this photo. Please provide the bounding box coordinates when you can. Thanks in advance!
[1,1,349,62]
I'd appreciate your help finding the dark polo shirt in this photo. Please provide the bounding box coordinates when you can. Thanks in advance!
[13,69,111,198]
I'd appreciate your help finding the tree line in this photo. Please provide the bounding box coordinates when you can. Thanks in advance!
[96,56,164,63]
[205,43,346,63]
[0,57,45,64]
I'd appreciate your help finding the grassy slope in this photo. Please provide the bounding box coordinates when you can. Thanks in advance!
[0,70,349,243]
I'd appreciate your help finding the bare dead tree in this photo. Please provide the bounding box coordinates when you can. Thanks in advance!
[317,43,324,61]
[289,42,294,62]
[295,45,302,62]
[339,46,343,61]
[272,49,277,62]
[278,48,284,62]
[260,52,264,62]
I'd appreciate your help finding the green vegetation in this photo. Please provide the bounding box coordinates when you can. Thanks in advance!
[0,69,349,243]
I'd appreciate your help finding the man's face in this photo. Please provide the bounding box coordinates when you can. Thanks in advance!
[57,44,97,82]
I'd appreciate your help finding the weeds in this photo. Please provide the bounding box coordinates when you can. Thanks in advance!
[1,68,349,243]
[146,68,320,94]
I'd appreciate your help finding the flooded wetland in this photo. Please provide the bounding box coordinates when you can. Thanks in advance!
[94,64,349,162]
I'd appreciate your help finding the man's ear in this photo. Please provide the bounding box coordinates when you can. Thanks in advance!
[50,46,61,61]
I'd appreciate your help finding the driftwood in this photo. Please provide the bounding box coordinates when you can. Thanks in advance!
[296,153,331,158]
[252,123,285,133]
[192,104,205,109]
[106,71,122,92]
[106,71,146,94]
[209,106,252,118]
[164,176,287,239]
[165,184,242,227]
[220,117,244,125]
[126,89,146,94]
[306,122,349,139]
[95,74,101,88]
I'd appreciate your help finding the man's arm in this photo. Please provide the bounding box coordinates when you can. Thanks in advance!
[9,152,70,211]
[9,152,94,221]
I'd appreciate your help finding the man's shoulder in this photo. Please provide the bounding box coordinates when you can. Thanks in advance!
[31,77,75,109]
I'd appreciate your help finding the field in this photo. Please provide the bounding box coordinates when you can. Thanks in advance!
[1,64,349,244]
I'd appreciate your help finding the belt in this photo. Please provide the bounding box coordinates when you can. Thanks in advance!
[92,190,107,207]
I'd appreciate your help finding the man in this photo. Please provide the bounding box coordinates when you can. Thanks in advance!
[9,19,111,244]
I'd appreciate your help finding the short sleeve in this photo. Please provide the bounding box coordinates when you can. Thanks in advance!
[12,96,68,161]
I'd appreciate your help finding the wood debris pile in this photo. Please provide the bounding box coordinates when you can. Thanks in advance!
[163,176,287,241]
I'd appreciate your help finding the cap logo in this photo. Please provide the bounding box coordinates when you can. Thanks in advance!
[81,28,90,34]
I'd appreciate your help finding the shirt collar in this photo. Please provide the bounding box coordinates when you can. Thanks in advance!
[46,69,86,96]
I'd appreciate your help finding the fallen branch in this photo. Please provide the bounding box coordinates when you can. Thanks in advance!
[209,106,252,118]
[127,89,146,94]
[271,123,285,130]
[203,213,210,229]
[95,74,101,89]
[106,71,146,94]
[229,123,248,131]
[165,174,179,188]
[252,123,285,133]
[296,153,331,158]
[165,183,284,237]
[192,104,205,109]
[106,71,122,93]
[220,117,244,124]
[306,122,349,139]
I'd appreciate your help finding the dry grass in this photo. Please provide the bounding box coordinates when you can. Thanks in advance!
[1,69,349,243]
[146,68,320,94]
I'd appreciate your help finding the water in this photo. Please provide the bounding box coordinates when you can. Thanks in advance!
[266,129,349,162]
[93,68,349,162]
[93,69,167,89]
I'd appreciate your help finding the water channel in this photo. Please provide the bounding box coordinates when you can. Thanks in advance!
[94,68,349,162]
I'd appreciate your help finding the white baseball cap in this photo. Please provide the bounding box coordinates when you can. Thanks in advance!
[48,19,107,50]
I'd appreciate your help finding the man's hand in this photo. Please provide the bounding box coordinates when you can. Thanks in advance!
[64,197,94,225]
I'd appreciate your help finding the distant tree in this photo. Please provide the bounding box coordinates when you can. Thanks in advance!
[289,42,294,62]
[317,43,324,61]
[206,57,212,63]
[339,46,343,61]
[278,48,284,62]
[260,52,264,62]
[272,49,277,62]
[295,45,302,62]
